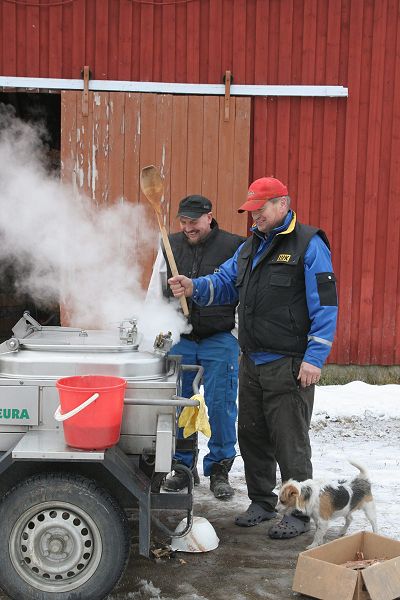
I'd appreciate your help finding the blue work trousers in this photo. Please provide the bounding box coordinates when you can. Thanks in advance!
[172,332,239,476]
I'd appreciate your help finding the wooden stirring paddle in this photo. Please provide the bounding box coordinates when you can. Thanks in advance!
[140,165,189,317]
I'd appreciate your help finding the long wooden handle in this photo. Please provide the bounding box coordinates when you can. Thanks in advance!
[156,214,190,317]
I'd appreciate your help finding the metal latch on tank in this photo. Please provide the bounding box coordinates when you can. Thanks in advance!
[119,318,138,345]
[153,332,173,356]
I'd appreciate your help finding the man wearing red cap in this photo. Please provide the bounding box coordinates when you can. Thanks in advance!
[167,177,338,540]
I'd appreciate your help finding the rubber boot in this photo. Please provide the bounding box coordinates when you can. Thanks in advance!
[163,465,200,491]
[210,458,235,499]
[163,449,200,492]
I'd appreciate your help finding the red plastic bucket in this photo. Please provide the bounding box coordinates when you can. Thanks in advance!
[55,375,127,450]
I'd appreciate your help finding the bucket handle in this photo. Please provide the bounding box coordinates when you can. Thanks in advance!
[54,393,100,422]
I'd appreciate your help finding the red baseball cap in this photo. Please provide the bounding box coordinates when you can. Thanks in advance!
[238,177,288,212]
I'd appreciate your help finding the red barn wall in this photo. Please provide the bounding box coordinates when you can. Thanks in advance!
[1,0,399,366]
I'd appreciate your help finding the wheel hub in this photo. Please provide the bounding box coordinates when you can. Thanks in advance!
[10,501,102,593]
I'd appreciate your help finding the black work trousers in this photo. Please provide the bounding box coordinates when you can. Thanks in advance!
[238,354,314,512]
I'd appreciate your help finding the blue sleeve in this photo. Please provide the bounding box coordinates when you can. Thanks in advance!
[192,243,245,306]
[303,234,338,368]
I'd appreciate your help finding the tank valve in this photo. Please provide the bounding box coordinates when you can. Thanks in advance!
[153,332,173,356]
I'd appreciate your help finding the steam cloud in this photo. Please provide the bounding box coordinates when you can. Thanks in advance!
[0,104,189,349]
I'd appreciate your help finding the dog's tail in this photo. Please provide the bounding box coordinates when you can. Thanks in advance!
[348,459,369,479]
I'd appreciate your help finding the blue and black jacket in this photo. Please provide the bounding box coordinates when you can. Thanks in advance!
[191,211,338,368]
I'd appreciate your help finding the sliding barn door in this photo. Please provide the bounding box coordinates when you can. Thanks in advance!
[61,91,250,286]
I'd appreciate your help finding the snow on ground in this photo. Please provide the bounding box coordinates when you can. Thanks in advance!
[200,381,400,540]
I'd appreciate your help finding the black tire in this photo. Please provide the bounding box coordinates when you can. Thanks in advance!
[0,472,130,600]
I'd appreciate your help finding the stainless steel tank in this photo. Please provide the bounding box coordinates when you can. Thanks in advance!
[0,314,200,600]
[0,312,183,462]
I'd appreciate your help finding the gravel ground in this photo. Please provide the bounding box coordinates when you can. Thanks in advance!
[0,404,398,600]
[107,413,400,600]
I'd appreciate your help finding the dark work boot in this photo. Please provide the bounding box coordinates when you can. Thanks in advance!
[210,458,235,499]
[163,466,200,492]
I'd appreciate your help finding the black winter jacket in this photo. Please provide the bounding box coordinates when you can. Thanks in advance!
[164,220,245,339]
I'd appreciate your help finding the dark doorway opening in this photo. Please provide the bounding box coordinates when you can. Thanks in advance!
[0,92,61,341]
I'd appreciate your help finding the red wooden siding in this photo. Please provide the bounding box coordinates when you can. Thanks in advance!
[1,0,400,366]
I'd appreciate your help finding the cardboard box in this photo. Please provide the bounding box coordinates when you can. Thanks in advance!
[292,531,400,600]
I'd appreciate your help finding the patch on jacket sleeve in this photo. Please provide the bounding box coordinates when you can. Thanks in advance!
[316,272,338,306]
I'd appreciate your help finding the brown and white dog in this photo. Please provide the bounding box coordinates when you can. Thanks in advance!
[276,460,377,548]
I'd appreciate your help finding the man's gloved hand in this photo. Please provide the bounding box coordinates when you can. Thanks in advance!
[178,394,211,438]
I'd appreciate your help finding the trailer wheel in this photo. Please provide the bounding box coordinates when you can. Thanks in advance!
[0,472,130,600]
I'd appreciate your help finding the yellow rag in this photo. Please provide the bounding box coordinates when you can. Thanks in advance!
[178,394,211,438]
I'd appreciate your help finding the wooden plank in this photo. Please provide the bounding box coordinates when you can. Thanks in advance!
[252,98,267,180]
[91,91,109,206]
[108,92,125,204]
[291,0,304,85]
[301,0,317,84]
[277,0,293,84]
[232,97,251,237]
[107,0,119,79]
[336,0,364,364]
[152,0,163,81]
[117,0,133,80]
[319,99,337,246]
[208,0,222,82]
[287,98,300,214]
[26,3,40,77]
[314,0,328,85]
[186,0,200,82]
[175,0,187,82]
[60,90,77,189]
[382,1,400,364]
[372,0,398,364]
[60,90,78,327]
[139,3,154,79]
[130,1,141,80]
[319,0,341,245]
[309,98,323,227]
[232,0,246,82]
[296,0,317,222]
[296,99,314,223]
[60,2,73,78]
[328,97,346,364]
[16,2,26,75]
[2,0,16,75]
[170,95,188,231]
[75,90,94,199]
[123,92,141,206]
[216,96,235,231]
[155,94,173,229]
[267,0,279,83]
[265,97,278,180]
[198,0,209,82]
[201,95,219,210]
[357,0,387,364]
[186,96,204,196]
[95,0,108,79]
[275,98,291,185]
[162,2,176,81]
[221,0,233,80]
[71,0,85,78]
[48,2,62,77]
[139,93,157,176]
[244,0,256,83]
